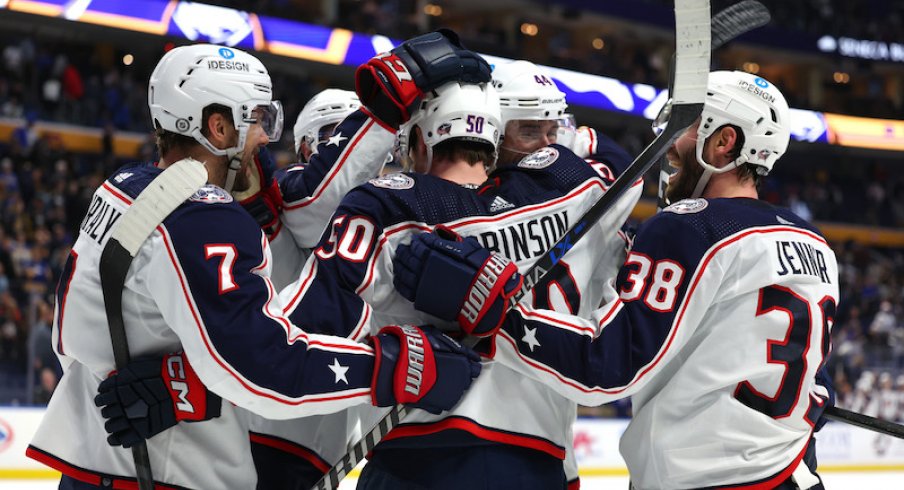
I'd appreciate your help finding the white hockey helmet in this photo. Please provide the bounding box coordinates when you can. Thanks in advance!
[688,71,790,196]
[402,81,501,172]
[491,60,569,127]
[293,88,360,158]
[149,44,284,160]
[697,71,790,174]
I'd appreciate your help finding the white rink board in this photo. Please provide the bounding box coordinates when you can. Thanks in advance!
[2,407,904,482]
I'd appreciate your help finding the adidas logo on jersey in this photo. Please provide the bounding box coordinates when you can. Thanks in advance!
[113,172,133,183]
[489,196,514,212]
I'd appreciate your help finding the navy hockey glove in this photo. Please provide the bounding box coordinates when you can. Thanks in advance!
[371,324,481,414]
[233,146,283,237]
[394,226,523,337]
[94,352,222,448]
[355,29,492,128]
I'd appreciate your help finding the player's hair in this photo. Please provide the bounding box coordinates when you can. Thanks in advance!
[431,139,496,167]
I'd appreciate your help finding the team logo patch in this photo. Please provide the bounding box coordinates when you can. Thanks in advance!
[664,198,708,214]
[437,123,452,136]
[518,147,559,169]
[369,172,414,190]
[190,185,234,204]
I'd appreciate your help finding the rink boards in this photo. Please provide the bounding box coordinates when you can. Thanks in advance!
[1,406,903,480]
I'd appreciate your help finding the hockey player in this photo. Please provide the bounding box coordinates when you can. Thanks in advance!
[96,53,641,489]
[29,43,481,490]
[243,89,379,490]
[274,69,640,487]
[396,71,839,489]
[490,58,636,489]
[293,88,361,164]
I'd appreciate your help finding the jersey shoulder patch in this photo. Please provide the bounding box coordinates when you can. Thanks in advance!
[663,198,708,215]
[189,185,234,204]
[369,172,415,190]
[517,147,559,169]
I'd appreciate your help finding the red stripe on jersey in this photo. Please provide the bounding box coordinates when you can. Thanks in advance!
[507,226,828,396]
[714,438,810,489]
[568,477,581,490]
[26,446,187,489]
[284,117,378,210]
[158,226,371,406]
[284,256,320,313]
[249,432,331,474]
[101,182,134,205]
[380,416,566,460]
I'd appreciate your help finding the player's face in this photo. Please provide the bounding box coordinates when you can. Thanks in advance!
[665,121,705,203]
[233,123,270,191]
[498,119,560,166]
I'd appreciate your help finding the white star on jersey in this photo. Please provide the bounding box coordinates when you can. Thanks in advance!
[327,132,348,146]
[522,327,541,352]
[328,358,349,384]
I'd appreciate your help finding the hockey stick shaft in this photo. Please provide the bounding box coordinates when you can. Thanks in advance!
[657,0,771,208]
[312,3,711,489]
[824,406,904,439]
[98,159,207,490]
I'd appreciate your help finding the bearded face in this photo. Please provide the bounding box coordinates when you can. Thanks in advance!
[665,122,706,204]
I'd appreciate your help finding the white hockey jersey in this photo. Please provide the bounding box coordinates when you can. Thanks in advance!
[247,110,392,484]
[278,141,642,468]
[28,163,380,489]
[492,197,839,489]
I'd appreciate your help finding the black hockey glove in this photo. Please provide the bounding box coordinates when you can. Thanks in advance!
[232,146,283,238]
[95,352,222,448]
[355,29,492,128]
[370,324,481,414]
[394,226,523,337]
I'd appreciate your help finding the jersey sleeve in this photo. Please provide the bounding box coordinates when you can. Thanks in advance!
[145,201,376,419]
[492,213,716,406]
[279,110,395,249]
[279,187,386,341]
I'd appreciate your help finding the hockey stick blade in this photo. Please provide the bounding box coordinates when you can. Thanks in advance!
[824,406,904,439]
[99,158,207,490]
[658,0,771,209]
[312,3,711,489]
[710,0,770,49]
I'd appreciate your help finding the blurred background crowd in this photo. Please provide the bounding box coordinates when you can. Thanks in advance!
[0,0,902,426]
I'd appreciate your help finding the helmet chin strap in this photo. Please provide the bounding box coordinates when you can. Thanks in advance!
[191,126,248,193]
[690,136,745,199]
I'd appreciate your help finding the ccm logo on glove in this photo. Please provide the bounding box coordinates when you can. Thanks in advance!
[162,354,208,421]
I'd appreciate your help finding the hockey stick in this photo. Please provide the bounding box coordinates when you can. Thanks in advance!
[311,2,711,489]
[824,407,904,439]
[657,0,771,208]
[98,158,207,490]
